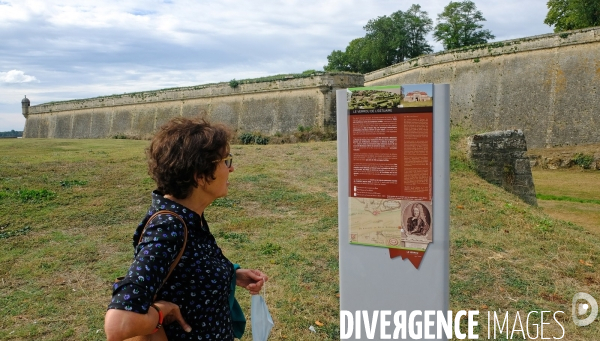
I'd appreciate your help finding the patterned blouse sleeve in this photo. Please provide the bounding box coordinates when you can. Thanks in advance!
[107,213,186,313]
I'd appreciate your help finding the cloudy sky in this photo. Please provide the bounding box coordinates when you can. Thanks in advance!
[0,0,552,131]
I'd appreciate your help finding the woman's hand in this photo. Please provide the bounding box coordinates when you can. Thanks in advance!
[152,300,192,332]
[236,269,268,295]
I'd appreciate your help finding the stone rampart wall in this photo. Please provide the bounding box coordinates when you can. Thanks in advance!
[24,73,363,139]
[365,27,600,148]
[24,27,600,144]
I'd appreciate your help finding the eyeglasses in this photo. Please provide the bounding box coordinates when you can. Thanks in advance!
[213,153,233,168]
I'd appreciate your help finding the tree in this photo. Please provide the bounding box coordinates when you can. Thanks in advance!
[0,130,22,137]
[345,38,376,73]
[324,38,375,74]
[324,5,433,73]
[364,5,433,67]
[404,5,435,60]
[364,13,402,69]
[324,49,350,72]
[433,0,495,50]
[544,0,600,32]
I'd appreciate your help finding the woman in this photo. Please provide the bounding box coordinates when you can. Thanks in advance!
[105,117,267,341]
[405,203,430,236]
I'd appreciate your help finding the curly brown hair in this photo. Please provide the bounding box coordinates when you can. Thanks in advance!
[147,117,232,199]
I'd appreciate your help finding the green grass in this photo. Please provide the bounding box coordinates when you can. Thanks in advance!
[536,193,600,205]
[0,136,599,340]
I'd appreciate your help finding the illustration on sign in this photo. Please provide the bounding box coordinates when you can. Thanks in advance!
[347,84,434,268]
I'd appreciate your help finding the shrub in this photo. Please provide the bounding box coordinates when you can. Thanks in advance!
[573,153,594,169]
[238,132,269,145]
[254,135,269,145]
[239,132,255,145]
[229,79,239,88]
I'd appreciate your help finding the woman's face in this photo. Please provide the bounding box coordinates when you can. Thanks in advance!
[413,206,420,217]
[201,152,235,201]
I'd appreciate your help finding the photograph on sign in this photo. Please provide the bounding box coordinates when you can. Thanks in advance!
[347,84,433,267]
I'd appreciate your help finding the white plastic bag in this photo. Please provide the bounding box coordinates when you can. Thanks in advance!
[251,285,274,341]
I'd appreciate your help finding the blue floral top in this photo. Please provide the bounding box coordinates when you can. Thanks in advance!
[108,191,235,340]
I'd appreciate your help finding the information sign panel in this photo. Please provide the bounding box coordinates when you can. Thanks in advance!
[337,84,450,340]
[346,84,434,268]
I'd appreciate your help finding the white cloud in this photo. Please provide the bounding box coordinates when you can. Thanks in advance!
[0,70,39,83]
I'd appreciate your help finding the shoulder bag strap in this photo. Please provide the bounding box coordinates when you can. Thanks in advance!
[139,210,188,299]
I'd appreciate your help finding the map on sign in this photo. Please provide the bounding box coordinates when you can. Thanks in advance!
[349,197,403,248]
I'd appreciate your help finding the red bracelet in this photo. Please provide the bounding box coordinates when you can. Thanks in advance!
[150,304,163,333]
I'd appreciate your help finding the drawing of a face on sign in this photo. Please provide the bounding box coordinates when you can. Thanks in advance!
[402,202,432,244]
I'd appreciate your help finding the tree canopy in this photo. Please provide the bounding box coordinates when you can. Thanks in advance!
[433,0,495,50]
[544,0,600,32]
[0,130,22,137]
[324,4,433,73]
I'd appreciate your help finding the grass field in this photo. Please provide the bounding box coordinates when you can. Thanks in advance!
[533,169,600,233]
[0,136,599,340]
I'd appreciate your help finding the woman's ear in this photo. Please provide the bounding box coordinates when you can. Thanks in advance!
[195,174,206,187]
